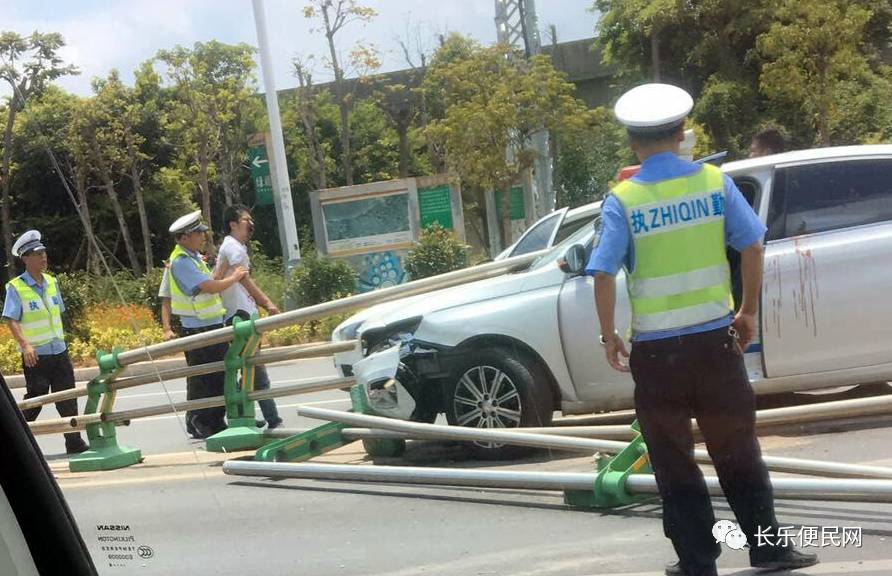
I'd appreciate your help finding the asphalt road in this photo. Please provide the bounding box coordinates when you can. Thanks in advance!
[17,363,892,575]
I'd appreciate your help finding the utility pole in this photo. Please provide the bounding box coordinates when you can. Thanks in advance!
[252,0,302,297]
[494,0,554,220]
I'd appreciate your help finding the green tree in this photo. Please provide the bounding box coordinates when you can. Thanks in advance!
[303,0,379,186]
[292,56,330,190]
[89,70,159,271]
[555,107,631,208]
[425,43,592,248]
[155,41,260,234]
[14,87,102,273]
[758,0,878,145]
[70,91,142,275]
[0,31,78,277]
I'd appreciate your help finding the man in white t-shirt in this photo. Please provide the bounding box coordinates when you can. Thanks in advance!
[214,204,283,429]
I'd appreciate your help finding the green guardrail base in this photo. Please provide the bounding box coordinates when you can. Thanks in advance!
[562,488,657,508]
[206,421,265,453]
[563,421,654,509]
[69,445,143,473]
[255,421,352,462]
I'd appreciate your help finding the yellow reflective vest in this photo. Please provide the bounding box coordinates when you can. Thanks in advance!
[612,163,733,334]
[168,245,226,321]
[7,274,65,349]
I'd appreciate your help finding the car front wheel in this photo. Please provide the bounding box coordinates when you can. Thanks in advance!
[445,347,552,459]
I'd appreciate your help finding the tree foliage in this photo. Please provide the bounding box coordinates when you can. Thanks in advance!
[425,42,593,247]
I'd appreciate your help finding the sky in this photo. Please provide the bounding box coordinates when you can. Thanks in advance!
[0,0,599,97]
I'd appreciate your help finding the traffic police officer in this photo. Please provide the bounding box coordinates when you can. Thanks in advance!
[168,210,247,438]
[588,84,818,576]
[3,230,88,455]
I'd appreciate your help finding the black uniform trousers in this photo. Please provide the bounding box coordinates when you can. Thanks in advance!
[630,327,780,576]
[21,349,85,448]
[181,324,228,435]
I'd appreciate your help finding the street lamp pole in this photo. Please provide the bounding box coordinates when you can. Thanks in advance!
[252,0,302,293]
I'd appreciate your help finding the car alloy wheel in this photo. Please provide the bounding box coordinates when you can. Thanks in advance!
[453,364,522,448]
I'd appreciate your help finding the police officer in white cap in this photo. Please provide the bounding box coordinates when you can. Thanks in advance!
[586,84,817,576]
[2,230,88,455]
[167,210,247,438]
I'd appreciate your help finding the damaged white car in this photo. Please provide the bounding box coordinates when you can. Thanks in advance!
[333,145,892,456]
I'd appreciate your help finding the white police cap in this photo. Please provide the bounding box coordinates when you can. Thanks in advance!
[169,210,210,235]
[12,230,46,258]
[614,83,693,133]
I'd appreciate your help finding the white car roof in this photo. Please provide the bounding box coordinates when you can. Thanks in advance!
[722,144,892,174]
[564,200,602,223]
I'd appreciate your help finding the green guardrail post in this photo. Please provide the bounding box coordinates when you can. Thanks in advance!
[69,347,143,472]
[254,384,406,461]
[206,315,266,452]
[563,420,655,508]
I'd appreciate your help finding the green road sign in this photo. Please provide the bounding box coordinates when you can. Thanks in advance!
[249,144,273,206]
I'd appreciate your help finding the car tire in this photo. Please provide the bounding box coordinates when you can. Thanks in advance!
[445,347,553,459]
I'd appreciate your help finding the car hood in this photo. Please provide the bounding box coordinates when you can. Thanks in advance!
[335,269,530,338]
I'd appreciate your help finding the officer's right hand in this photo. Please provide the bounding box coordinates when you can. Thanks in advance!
[603,334,630,373]
[22,344,38,368]
[163,329,176,341]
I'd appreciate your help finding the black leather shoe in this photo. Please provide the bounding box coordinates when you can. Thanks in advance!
[266,418,284,430]
[752,548,819,571]
[65,439,89,455]
[255,420,266,428]
[665,560,686,576]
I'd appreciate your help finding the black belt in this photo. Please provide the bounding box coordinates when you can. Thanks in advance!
[632,326,735,352]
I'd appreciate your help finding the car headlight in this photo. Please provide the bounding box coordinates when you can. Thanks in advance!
[333,319,364,341]
[361,316,422,356]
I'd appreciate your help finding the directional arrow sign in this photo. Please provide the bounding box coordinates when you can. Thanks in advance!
[248,144,273,205]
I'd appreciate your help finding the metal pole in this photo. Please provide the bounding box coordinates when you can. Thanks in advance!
[297,405,892,480]
[556,394,892,430]
[18,340,358,410]
[252,0,301,279]
[223,462,892,503]
[113,250,542,366]
[103,377,353,424]
[251,251,541,334]
[28,376,354,433]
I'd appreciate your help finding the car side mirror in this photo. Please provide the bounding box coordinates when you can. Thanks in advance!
[558,244,587,275]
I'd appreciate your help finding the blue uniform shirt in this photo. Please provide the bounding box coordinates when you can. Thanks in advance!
[585,152,767,342]
[2,271,67,355]
[170,248,223,329]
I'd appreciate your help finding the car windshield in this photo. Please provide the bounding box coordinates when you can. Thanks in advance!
[529,215,599,269]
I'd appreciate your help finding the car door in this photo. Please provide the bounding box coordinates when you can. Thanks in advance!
[761,156,892,377]
[556,220,636,403]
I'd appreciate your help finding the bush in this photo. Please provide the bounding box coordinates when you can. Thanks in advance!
[285,252,356,308]
[55,271,91,340]
[403,223,469,280]
[0,338,21,374]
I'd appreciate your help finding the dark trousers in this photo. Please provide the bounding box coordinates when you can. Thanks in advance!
[182,325,228,434]
[21,350,85,447]
[630,327,779,576]
[225,311,281,425]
